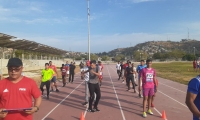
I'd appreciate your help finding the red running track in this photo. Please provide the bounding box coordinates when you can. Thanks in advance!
[33,64,191,120]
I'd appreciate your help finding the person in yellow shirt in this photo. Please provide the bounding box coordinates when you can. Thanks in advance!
[40,63,54,100]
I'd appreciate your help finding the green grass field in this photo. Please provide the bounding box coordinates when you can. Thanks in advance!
[153,62,199,85]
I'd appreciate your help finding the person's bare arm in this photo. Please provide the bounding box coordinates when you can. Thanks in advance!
[185,92,200,118]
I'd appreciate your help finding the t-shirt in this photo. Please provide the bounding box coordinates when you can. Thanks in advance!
[126,67,133,76]
[187,76,200,120]
[60,66,67,76]
[42,69,54,82]
[69,64,76,72]
[82,67,89,82]
[123,63,128,69]
[89,66,100,84]
[137,64,147,73]
[0,77,41,120]
[49,65,57,76]
[116,64,121,70]
[140,68,156,89]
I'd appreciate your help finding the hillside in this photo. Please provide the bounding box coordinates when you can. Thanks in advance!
[107,39,200,57]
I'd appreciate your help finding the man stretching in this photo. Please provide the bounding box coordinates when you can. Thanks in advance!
[86,60,101,112]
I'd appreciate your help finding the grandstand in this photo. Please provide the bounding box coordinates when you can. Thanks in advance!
[0,33,72,74]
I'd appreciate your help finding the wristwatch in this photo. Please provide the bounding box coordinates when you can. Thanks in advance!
[34,106,39,112]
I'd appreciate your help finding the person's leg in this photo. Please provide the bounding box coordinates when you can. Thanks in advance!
[46,81,51,99]
[51,76,59,92]
[40,82,45,95]
[142,88,148,117]
[127,76,131,90]
[83,81,89,105]
[69,72,71,83]
[88,83,95,111]
[147,88,154,114]
[94,83,101,111]
[63,75,66,87]
[71,72,74,83]
[131,76,136,92]
[151,86,156,107]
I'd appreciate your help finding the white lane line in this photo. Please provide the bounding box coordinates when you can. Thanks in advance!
[84,106,88,117]
[109,66,163,117]
[158,90,188,108]
[159,82,186,93]
[106,66,126,120]
[41,81,84,120]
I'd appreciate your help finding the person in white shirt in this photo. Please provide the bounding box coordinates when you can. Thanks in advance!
[132,63,138,86]
[81,62,90,106]
[116,62,121,80]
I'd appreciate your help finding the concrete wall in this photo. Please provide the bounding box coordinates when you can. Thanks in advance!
[0,58,73,74]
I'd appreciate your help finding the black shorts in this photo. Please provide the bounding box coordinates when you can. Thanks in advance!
[62,75,66,79]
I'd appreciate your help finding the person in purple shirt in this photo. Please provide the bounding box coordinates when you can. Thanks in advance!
[186,75,200,120]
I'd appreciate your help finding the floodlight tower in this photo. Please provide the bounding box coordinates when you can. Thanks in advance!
[87,0,91,61]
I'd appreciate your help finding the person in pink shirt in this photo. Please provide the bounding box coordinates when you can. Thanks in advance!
[139,59,157,118]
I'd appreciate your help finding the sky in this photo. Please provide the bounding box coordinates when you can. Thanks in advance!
[0,0,200,53]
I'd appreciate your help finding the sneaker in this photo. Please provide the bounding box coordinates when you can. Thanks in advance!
[56,89,59,92]
[147,109,153,115]
[93,108,100,112]
[143,112,147,118]
[87,109,95,113]
[82,102,88,106]
[139,94,142,98]
[50,89,53,92]
[151,103,154,108]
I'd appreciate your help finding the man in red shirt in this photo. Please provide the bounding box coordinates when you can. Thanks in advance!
[0,58,41,120]
[49,61,59,92]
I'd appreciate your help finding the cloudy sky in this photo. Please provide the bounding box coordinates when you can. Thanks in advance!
[0,0,200,53]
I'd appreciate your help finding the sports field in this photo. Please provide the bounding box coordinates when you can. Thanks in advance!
[153,62,198,85]
[32,64,191,120]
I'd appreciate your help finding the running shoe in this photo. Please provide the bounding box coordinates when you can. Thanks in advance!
[147,109,153,115]
[143,112,147,118]
[139,94,143,98]
[87,109,95,113]
[93,108,100,112]
[56,89,59,92]
[82,102,88,106]
[50,89,54,92]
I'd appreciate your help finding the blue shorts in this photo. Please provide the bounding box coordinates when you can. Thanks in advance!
[51,76,57,83]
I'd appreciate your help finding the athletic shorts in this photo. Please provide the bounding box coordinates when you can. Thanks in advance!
[62,75,66,79]
[143,88,154,96]
[51,76,57,83]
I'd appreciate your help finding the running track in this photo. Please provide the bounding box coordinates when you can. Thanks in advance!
[33,64,191,120]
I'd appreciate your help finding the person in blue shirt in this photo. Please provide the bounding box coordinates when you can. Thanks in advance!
[136,60,147,98]
[186,76,200,120]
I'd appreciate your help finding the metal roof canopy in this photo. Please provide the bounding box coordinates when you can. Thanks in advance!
[0,33,67,55]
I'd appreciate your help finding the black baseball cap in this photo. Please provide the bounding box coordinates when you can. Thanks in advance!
[7,58,23,67]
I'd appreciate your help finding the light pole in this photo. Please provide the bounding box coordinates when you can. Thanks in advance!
[87,0,91,61]
[193,47,196,56]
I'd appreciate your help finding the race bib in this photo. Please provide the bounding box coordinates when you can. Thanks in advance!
[146,73,153,82]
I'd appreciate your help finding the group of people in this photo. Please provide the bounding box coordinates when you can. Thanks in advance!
[116,59,158,118]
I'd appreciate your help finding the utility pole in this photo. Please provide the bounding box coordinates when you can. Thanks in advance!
[87,0,91,61]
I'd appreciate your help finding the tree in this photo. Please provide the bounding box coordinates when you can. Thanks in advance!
[114,54,125,62]
[101,55,110,61]
[90,54,98,61]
